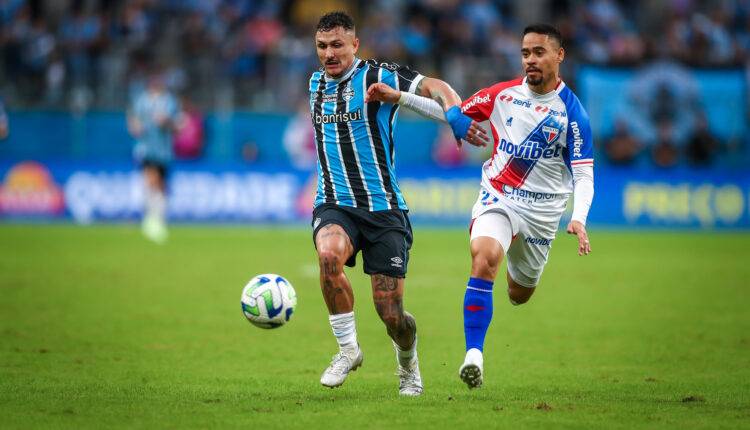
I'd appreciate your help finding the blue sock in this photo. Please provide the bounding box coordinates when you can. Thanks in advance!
[463,277,494,352]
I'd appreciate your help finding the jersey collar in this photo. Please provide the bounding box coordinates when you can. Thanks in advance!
[522,76,566,99]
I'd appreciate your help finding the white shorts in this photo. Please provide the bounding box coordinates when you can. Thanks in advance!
[469,185,568,288]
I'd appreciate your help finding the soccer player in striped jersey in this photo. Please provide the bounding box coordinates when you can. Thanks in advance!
[309,11,488,396]
[127,72,179,244]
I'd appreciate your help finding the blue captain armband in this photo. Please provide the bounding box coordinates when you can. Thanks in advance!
[445,106,472,140]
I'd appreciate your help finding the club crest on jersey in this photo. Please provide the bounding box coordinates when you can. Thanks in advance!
[542,125,560,143]
[342,83,355,102]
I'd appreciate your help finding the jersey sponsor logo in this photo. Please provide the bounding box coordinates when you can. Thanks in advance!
[498,95,567,117]
[512,98,532,108]
[462,93,491,113]
[314,108,363,124]
[570,121,583,157]
[548,108,567,117]
[497,138,562,160]
[525,237,553,246]
[501,184,559,202]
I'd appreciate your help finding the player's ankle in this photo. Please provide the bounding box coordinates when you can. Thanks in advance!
[340,343,359,355]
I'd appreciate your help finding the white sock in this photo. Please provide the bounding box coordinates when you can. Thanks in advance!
[394,336,418,367]
[329,312,358,354]
[145,188,167,222]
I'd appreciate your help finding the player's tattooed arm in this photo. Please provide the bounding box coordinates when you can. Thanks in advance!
[414,77,462,111]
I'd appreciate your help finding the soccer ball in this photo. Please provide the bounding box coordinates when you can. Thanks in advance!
[241,274,297,329]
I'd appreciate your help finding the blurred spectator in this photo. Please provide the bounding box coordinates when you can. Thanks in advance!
[432,127,467,167]
[652,121,680,168]
[0,0,747,168]
[173,95,205,160]
[283,101,317,170]
[0,0,747,114]
[0,96,8,140]
[59,4,103,87]
[604,119,642,165]
[242,140,260,163]
[686,113,720,165]
[617,60,702,166]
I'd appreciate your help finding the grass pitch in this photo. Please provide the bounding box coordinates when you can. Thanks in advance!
[1,224,749,429]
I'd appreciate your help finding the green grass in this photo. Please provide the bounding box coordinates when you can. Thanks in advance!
[1,224,749,429]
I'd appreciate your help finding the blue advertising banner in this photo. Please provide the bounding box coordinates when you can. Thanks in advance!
[1,160,748,228]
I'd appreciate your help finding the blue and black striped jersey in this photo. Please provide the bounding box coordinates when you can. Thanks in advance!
[308,58,424,211]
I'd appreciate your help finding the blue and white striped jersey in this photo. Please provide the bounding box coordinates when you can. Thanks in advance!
[308,58,424,211]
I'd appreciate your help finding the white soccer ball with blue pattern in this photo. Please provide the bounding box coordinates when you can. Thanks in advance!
[241,274,297,329]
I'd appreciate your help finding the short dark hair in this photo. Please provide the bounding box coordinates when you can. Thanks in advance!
[523,23,563,47]
[316,11,355,33]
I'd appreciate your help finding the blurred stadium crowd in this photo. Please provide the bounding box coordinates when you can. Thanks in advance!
[1,0,749,167]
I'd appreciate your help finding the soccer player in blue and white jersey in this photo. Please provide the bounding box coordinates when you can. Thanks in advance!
[309,11,488,396]
[127,73,179,243]
[369,23,595,390]
[453,24,595,388]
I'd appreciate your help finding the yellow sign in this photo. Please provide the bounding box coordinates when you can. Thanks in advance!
[400,179,477,218]
[623,182,745,227]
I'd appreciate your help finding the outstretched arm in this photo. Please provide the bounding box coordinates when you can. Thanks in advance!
[365,78,488,148]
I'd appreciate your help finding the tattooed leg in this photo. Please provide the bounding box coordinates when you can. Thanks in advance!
[315,224,355,315]
[371,274,417,350]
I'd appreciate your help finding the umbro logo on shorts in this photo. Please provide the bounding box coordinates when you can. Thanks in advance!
[390,257,403,268]
[313,217,321,229]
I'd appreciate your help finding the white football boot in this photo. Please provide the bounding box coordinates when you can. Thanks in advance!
[141,214,168,244]
[394,341,423,396]
[320,347,363,388]
[459,348,484,389]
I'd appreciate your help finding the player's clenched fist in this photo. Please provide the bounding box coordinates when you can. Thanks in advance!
[365,83,400,104]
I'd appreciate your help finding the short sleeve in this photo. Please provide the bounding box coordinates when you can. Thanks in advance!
[373,60,424,94]
[460,78,523,122]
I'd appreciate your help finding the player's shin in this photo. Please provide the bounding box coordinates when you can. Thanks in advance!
[463,277,494,352]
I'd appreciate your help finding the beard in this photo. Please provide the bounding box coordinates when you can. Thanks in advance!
[526,73,543,86]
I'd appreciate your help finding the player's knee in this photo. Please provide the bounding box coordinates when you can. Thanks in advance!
[317,249,345,277]
[507,284,534,306]
[373,296,403,328]
[471,250,501,279]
